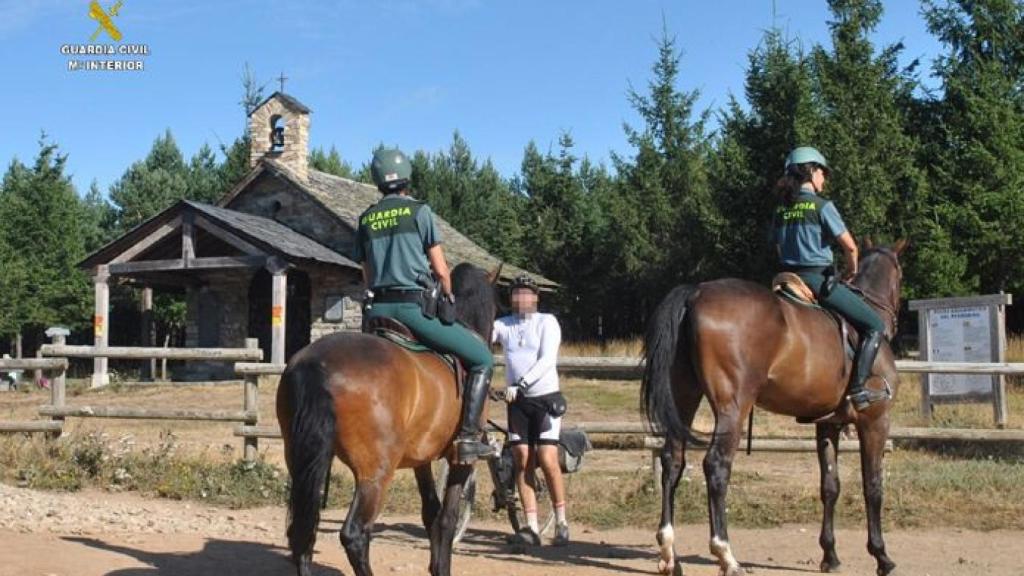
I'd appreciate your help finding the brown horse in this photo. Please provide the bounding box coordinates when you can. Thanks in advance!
[642,240,907,576]
[276,263,497,576]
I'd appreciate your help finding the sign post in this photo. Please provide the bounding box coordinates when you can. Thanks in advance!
[909,294,1012,427]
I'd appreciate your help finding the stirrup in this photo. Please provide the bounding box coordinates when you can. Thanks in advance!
[847,380,892,412]
[454,438,496,464]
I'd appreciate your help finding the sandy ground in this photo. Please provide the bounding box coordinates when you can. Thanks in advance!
[1,483,1021,576]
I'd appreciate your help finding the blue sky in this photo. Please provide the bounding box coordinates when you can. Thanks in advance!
[0,0,944,197]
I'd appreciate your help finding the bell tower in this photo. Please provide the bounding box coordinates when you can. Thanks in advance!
[248,91,311,181]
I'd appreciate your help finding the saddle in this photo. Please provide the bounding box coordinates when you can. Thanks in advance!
[363,317,466,388]
[772,273,857,358]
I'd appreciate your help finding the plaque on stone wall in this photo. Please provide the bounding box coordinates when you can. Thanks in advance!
[325,295,346,322]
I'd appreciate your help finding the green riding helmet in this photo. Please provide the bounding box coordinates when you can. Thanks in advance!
[371,148,413,193]
[784,146,829,172]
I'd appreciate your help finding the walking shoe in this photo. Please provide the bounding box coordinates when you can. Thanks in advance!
[552,522,570,546]
[507,527,541,546]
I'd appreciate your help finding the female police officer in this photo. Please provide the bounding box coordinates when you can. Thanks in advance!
[773,146,888,411]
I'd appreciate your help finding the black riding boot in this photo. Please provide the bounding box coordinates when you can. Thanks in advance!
[847,330,889,411]
[454,367,496,464]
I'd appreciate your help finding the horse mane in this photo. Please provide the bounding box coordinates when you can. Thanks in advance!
[451,263,496,341]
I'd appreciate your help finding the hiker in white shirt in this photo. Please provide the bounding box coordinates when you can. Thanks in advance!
[492,274,569,547]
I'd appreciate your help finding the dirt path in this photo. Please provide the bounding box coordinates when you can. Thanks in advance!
[1,483,1019,576]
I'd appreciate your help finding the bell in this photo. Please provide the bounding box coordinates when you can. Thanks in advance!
[272,126,285,149]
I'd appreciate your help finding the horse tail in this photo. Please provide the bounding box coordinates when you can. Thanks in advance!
[641,284,708,447]
[282,359,336,561]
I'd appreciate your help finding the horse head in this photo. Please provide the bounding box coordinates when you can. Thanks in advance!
[451,263,498,342]
[853,238,908,339]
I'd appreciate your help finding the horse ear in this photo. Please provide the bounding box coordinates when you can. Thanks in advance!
[487,263,504,286]
[863,236,874,250]
[893,238,909,256]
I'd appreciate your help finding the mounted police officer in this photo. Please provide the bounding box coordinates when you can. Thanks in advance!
[773,146,888,411]
[352,147,496,464]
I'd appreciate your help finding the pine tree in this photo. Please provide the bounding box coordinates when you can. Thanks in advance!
[109,129,189,231]
[309,145,354,178]
[921,0,1024,295]
[0,137,92,344]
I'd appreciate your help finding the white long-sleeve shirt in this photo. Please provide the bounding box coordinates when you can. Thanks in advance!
[492,312,561,397]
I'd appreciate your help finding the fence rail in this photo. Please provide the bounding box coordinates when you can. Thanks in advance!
[6,350,1024,462]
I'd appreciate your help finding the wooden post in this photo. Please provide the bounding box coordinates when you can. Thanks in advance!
[267,257,289,365]
[141,286,155,381]
[917,304,933,424]
[45,327,69,428]
[243,337,260,462]
[993,297,1008,428]
[92,265,110,388]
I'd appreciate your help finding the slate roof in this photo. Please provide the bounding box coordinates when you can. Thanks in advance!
[233,159,556,288]
[248,91,312,116]
[79,200,358,271]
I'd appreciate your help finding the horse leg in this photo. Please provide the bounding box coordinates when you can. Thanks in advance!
[704,407,746,576]
[857,415,896,576]
[415,463,442,533]
[816,423,843,572]
[657,386,702,576]
[429,462,473,576]
[657,436,687,576]
[340,473,395,576]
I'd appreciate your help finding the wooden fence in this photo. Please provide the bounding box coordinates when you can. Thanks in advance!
[5,351,1023,464]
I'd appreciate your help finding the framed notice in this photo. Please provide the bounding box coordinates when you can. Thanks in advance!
[926,306,991,399]
[910,293,1012,427]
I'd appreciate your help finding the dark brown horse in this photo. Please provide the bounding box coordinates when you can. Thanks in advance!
[642,240,907,576]
[276,263,497,576]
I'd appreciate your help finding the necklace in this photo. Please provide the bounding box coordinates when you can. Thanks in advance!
[515,316,530,347]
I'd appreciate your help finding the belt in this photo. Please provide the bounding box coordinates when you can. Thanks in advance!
[373,289,423,304]
[781,265,828,274]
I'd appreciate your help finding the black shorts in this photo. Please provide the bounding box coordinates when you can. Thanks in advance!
[507,398,561,446]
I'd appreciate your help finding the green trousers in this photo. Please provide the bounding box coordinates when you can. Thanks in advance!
[796,270,886,334]
[368,302,494,372]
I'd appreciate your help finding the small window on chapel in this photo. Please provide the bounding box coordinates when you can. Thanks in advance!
[270,114,285,152]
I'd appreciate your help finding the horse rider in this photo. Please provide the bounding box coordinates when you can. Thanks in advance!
[352,147,496,464]
[772,146,889,411]
[492,274,570,546]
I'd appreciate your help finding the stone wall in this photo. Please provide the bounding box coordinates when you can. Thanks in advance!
[180,270,254,381]
[248,97,309,182]
[225,173,356,257]
[308,266,364,341]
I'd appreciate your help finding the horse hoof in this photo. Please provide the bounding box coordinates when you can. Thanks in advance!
[820,559,842,572]
[877,561,897,576]
[721,566,746,576]
[657,558,684,576]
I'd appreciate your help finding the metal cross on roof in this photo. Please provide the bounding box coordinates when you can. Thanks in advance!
[277,72,288,93]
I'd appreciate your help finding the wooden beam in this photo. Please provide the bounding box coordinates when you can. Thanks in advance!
[235,425,281,439]
[40,344,263,361]
[0,421,64,434]
[182,212,196,261]
[0,358,67,370]
[40,405,258,423]
[193,215,264,255]
[234,362,286,375]
[270,263,287,365]
[908,293,1012,311]
[889,426,1024,442]
[110,217,182,263]
[93,265,109,388]
[109,256,266,275]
